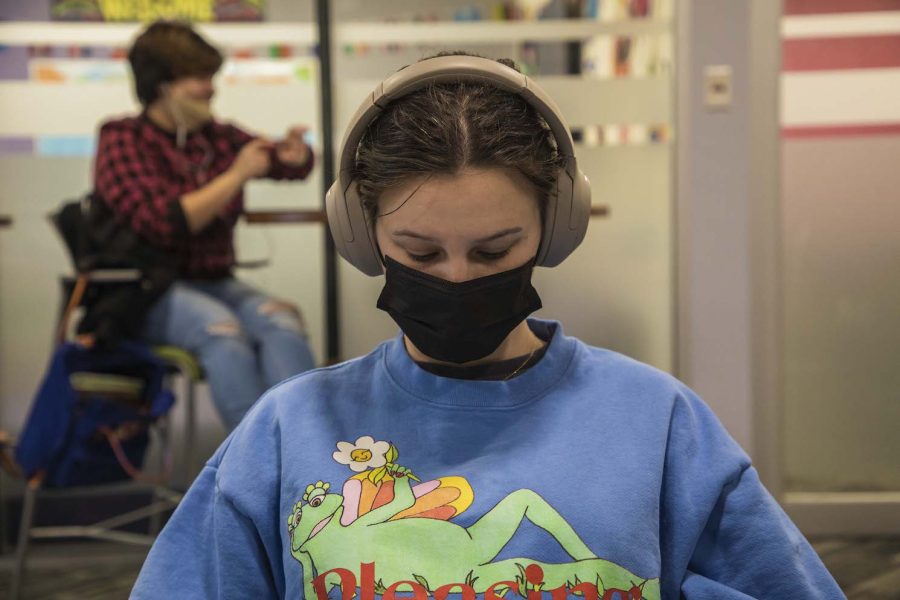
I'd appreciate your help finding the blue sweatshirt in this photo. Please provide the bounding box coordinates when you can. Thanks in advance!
[132,320,844,600]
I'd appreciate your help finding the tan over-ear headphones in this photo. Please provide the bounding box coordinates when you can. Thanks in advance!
[326,55,591,276]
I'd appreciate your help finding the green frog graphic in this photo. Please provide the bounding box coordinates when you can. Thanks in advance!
[288,436,660,600]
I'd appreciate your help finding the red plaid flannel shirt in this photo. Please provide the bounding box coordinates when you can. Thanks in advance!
[93,113,314,278]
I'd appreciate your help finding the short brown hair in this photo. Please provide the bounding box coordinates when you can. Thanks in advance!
[128,20,223,106]
[353,52,565,222]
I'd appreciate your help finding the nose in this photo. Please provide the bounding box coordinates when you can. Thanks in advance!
[201,77,215,98]
[437,257,475,283]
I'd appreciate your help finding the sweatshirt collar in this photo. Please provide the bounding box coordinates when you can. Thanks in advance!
[380,319,577,409]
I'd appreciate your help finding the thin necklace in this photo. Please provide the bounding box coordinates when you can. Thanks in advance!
[503,345,540,381]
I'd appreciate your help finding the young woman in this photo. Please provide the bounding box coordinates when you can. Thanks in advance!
[93,21,317,430]
[131,54,843,600]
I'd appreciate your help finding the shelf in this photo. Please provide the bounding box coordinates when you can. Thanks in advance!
[0,18,670,48]
[335,19,670,45]
[0,22,316,47]
[335,75,672,134]
[244,209,327,224]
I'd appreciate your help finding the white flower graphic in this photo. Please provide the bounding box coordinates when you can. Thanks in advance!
[332,436,390,472]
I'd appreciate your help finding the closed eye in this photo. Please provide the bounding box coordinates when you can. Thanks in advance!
[407,251,439,263]
[407,247,514,263]
[476,248,511,261]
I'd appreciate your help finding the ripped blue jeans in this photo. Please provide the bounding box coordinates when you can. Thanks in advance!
[141,278,316,430]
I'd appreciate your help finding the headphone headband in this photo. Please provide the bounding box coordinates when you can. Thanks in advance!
[338,56,578,182]
[327,55,591,276]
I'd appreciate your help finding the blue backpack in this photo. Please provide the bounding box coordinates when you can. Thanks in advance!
[15,341,174,488]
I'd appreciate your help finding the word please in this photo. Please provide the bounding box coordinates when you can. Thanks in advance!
[313,563,643,600]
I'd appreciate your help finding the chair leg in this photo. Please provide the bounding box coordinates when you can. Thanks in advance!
[147,417,170,537]
[10,478,40,600]
[0,468,7,556]
[184,374,197,487]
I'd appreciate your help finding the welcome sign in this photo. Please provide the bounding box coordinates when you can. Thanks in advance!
[51,0,265,22]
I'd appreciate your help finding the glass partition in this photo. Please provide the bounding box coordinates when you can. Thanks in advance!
[330,0,676,371]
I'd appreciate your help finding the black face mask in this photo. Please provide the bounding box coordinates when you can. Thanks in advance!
[376,255,543,364]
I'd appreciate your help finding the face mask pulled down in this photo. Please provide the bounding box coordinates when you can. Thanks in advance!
[376,256,542,364]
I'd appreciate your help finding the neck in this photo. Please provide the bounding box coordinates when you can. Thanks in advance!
[405,320,543,366]
[146,102,176,132]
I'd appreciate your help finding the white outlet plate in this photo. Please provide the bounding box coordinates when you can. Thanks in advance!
[704,65,733,109]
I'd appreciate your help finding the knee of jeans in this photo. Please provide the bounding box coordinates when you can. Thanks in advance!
[205,320,248,342]
[257,300,306,334]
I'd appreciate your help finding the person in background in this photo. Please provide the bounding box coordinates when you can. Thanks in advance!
[93,21,316,430]
[131,53,844,599]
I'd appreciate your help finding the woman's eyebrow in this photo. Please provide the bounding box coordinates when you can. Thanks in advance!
[392,230,436,242]
[392,227,523,243]
[475,227,522,243]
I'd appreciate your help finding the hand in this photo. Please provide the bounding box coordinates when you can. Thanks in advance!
[74,333,96,349]
[275,126,312,167]
[385,463,419,481]
[232,138,274,181]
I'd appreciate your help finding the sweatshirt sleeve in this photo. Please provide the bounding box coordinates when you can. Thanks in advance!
[131,394,291,599]
[267,144,315,181]
[130,463,280,599]
[660,391,845,599]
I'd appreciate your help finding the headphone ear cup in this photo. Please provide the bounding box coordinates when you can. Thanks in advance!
[570,168,591,249]
[325,177,383,276]
[535,173,562,267]
[537,166,586,268]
